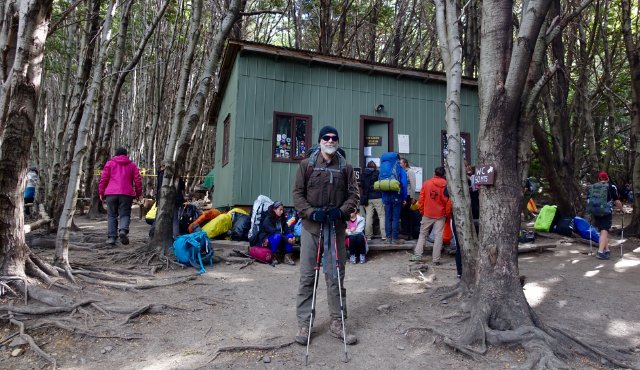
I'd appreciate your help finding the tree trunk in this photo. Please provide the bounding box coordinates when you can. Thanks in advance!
[621,0,640,234]
[54,0,118,271]
[318,0,333,54]
[461,0,571,366]
[434,0,477,287]
[151,0,243,253]
[0,0,54,279]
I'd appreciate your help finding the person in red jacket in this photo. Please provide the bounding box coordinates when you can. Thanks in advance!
[410,167,449,264]
[98,147,143,246]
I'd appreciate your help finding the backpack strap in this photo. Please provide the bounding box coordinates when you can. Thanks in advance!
[304,150,348,187]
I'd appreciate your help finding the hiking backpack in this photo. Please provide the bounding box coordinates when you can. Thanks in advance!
[533,205,558,232]
[248,195,274,246]
[178,204,201,235]
[587,182,612,217]
[374,152,401,192]
[173,231,213,274]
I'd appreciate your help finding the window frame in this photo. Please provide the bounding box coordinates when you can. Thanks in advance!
[222,114,230,167]
[272,111,313,163]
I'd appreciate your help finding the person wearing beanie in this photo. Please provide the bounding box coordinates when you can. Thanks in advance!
[98,147,143,246]
[292,124,360,346]
[587,171,622,260]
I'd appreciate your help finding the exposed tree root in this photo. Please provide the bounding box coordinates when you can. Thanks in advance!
[0,299,96,316]
[76,274,196,290]
[71,263,155,277]
[120,303,174,325]
[31,319,143,339]
[9,318,57,369]
[208,340,295,363]
[550,327,637,369]
[72,269,137,283]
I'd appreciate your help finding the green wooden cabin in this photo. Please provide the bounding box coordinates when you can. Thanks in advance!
[210,41,479,208]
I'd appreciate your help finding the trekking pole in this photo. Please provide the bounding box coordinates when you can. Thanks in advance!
[331,221,349,363]
[305,222,323,366]
[620,209,624,258]
[589,216,593,256]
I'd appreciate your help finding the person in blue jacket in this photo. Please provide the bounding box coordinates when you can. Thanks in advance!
[379,152,407,244]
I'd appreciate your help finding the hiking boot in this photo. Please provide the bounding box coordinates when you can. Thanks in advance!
[295,326,310,345]
[595,251,609,260]
[284,253,296,265]
[349,255,356,264]
[359,254,366,264]
[409,254,423,262]
[385,238,392,245]
[329,319,357,345]
[271,256,280,265]
[392,239,404,245]
[119,230,129,245]
[106,237,116,246]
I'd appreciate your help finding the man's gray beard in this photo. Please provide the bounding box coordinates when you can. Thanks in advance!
[320,142,337,155]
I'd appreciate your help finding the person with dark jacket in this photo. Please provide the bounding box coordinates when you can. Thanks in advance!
[292,125,360,346]
[360,161,386,240]
[589,171,623,260]
[99,147,142,245]
[258,201,295,265]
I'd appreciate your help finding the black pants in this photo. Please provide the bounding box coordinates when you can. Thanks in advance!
[348,234,366,255]
[400,200,418,238]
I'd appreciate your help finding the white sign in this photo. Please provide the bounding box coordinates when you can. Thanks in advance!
[398,134,410,153]
[363,146,372,156]
[414,167,423,193]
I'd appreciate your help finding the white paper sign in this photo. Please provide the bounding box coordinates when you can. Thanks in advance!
[413,167,423,193]
[363,146,372,156]
[398,134,410,153]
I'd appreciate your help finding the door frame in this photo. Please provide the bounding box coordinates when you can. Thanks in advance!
[359,115,394,169]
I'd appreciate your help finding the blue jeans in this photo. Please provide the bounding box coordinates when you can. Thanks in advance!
[267,233,294,254]
[383,197,402,240]
[106,195,134,238]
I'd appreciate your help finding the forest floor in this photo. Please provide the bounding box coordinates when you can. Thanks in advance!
[1,210,640,370]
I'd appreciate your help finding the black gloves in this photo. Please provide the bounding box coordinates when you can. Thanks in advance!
[311,209,327,222]
[327,208,343,221]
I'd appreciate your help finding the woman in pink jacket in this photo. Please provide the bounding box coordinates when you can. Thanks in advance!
[98,147,143,245]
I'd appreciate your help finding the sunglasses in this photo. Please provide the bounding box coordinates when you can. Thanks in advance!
[321,135,339,142]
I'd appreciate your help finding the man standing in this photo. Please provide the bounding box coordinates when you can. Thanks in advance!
[410,167,448,264]
[99,147,143,245]
[399,158,417,239]
[292,125,360,345]
[588,171,623,260]
[380,152,408,244]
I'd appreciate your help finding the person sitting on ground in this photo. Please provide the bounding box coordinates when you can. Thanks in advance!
[588,171,623,260]
[257,201,295,265]
[346,209,367,264]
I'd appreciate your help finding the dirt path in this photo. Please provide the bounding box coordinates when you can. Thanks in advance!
[2,213,639,369]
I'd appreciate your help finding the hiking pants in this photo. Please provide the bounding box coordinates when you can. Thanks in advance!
[106,195,134,238]
[347,233,366,256]
[383,197,403,240]
[364,198,385,238]
[268,233,294,254]
[414,215,445,262]
[296,226,347,327]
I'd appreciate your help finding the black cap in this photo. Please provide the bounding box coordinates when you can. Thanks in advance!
[318,125,339,143]
[115,147,128,156]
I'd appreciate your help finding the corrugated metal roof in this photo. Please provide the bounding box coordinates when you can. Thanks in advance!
[209,40,477,125]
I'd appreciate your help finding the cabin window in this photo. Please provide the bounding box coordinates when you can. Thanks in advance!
[222,115,230,166]
[272,112,312,162]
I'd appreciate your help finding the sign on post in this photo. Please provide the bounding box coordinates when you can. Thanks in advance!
[475,165,495,185]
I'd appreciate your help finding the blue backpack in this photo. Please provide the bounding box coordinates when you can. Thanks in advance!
[375,152,401,192]
[173,231,213,274]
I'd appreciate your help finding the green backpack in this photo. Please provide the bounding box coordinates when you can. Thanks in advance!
[587,182,612,217]
[534,205,558,232]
